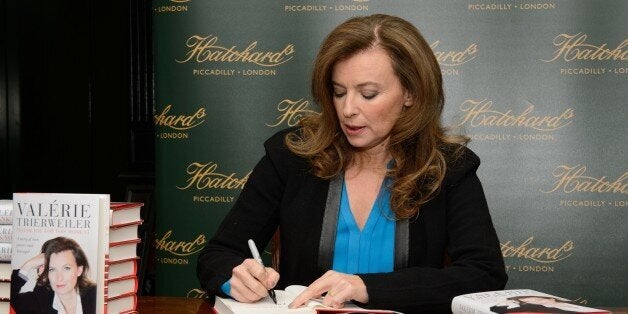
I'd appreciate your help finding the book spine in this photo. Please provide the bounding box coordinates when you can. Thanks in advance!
[0,225,12,243]
[0,243,10,262]
[0,213,11,225]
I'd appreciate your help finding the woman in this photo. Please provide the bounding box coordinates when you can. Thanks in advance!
[197,14,507,313]
[11,236,97,314]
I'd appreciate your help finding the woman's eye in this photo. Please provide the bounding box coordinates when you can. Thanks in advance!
[333,91,346,98]
[64,266,71,271]
[363,93,377,100]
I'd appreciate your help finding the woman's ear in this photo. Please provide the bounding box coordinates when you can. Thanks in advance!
[78,266,84,277]
[404,92,413,107]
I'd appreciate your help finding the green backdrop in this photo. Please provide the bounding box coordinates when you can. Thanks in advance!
[153,0,628,306]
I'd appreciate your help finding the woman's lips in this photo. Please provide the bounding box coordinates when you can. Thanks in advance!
[344,124,365,136]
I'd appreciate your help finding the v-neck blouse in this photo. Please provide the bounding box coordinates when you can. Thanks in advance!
[331,179,395,274]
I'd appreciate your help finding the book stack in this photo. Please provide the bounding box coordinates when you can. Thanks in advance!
[106,202,143,314]
[0,200,12,313]
[9,194,144,314]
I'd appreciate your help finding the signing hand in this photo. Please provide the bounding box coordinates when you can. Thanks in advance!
[289,270,369,309]
[230,258,280,303]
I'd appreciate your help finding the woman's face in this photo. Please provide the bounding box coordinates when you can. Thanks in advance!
[332,46,410,155]
[48,250,83,296]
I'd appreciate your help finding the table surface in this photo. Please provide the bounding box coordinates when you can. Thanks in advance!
[137,296,214,314]
[137,296,628,314]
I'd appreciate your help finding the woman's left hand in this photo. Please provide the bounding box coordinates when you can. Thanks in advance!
[288,270,369,309]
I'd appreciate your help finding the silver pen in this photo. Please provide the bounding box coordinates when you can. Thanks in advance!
[247,239,277,304]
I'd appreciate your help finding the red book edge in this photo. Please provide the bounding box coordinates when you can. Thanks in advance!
[110,202,144,210]
[109,256,140,265]
[106,275,139,299]
[107,274,138,285]
[105,292,138,314]
[110,219,144,229]
[106,291,138,302]
[110,238,141,247]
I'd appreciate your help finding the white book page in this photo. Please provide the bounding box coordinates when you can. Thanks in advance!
[216,285,393,314]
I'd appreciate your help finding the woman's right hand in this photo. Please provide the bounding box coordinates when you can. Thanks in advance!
[230,258,280,303]
[20,253,46,274]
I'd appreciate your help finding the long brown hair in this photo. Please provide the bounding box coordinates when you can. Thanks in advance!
[286,14,468,218]
[37,236,95,292]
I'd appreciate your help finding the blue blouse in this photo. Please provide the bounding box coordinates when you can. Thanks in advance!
[332,179,395,274]
[221,177,396,295]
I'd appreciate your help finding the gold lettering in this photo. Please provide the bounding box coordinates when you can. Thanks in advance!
[431,41,479,66]
[457,99,574,131]
[177,162,250,190]
[155,230,206,257]
[154,104,206,130]
[187,288,207,299]
[501,237,574,263]
[542,33,628,62]
[266,98,320,127]
[542,165,628,194]
[176,35,295,67]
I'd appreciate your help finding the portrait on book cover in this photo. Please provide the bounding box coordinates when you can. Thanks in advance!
[10,236,97,314]
[489,295,598,313]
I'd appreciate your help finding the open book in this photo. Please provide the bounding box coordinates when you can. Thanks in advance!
[214,285,400,314]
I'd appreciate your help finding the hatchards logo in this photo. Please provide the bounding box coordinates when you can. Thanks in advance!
[155,230,206,265]
[542,164,627,208]
[453,98,574,141]
[467,1,557,11]
[177,161,251,203]
[267,98,320,128]
[176,35,295,77]
[154,0,189,14]
[430,40,479,76]
[187,288,206,299]
[284,0,369,13]
[501,236,574,273]
[154,104,207,139]
[542,33,627,76]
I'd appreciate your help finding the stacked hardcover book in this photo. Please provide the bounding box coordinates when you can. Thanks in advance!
[9,194,143,314]
[0,200,11,313]
[107,202,144,314]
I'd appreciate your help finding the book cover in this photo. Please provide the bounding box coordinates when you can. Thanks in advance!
[10,193,109,314]
[214,285,399,314]
[451,289,610,314]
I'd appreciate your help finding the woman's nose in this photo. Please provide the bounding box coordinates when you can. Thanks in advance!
[342,93,358,118]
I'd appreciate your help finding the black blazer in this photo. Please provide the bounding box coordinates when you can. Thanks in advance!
[197,128,507,314]
[11,269,97,314]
